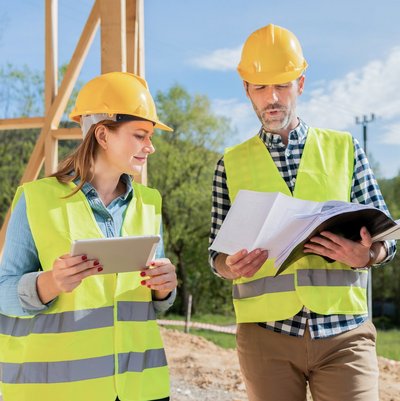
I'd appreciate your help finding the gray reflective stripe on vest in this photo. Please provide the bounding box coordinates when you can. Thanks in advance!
[0,349,167,384]
[0,307,114,337]
[297,269,368,288]
[232,274,295,299]
[117,301,156,321]
[0,355,115,384]
[0,302,156,337]
[118,349,167,373]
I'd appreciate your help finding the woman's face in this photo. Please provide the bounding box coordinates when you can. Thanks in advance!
[103,120,155,176]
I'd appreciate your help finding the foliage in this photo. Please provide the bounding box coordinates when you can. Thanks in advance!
[372,177,400,325]
[375,329,400,361]
[0,130,40,225]
[0,63,44,118]
[148,85,234,315]
[0,64,81,225]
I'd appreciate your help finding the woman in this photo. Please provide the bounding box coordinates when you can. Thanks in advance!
[0,72,176,401]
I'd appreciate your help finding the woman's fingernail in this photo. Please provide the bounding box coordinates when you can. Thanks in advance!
[81,255,87,261]
[94,260,100,266]
[97,267,103,272]
[150,262,155,266]
[140,271,146,277]
[141,280,146,285]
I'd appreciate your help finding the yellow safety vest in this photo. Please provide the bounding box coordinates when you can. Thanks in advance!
[224,127,368,323]
[0,177,169,401]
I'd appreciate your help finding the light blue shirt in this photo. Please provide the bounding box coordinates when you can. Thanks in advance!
[0,175,175,316]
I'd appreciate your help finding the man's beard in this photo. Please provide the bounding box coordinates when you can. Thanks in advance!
[254,103,291,133]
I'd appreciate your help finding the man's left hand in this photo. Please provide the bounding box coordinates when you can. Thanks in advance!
[303,226,372,268]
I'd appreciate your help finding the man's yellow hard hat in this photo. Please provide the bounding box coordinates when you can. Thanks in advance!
[69,72,172,132]
[237,24,308,85]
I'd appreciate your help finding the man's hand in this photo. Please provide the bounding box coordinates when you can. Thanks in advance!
[303,226,373,268]
[216,249,268,280]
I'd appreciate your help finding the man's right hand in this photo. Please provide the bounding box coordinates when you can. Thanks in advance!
[216,249,268,280]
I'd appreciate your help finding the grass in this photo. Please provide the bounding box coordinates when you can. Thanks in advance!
[162,314,400,360]
[376,329,400,361]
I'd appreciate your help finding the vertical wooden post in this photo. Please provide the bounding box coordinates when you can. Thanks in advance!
[99,0,127,73]
[184,294,193,334]
[126,0,147,184]
[44,0,59,176]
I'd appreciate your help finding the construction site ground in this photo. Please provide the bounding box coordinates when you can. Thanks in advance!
[161,328,400,401]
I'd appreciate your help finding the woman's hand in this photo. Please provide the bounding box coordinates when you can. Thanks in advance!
[140,258,177,301]
[37,254,101,304]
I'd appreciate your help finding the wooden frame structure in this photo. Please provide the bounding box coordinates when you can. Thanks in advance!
[0,0,145,255]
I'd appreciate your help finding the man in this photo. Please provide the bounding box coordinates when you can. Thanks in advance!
[209,24,395,401]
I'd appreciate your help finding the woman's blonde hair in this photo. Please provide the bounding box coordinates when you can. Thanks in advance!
[50,120,125,197]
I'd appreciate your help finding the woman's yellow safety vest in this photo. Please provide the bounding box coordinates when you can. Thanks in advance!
[224,127,368,323]
[0,177,169,401]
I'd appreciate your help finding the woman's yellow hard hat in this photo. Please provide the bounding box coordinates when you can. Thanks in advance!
[69,72,172,132]
[237,24,308,85]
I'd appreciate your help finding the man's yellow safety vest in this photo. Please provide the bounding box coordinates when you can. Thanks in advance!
[224,127,368,323]
[0,177,169,401]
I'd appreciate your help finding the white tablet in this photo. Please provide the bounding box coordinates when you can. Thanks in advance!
[71,235,161,274]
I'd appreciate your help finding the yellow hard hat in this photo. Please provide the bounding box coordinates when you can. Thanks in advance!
[69,72,172,132]
[237,24,308,85]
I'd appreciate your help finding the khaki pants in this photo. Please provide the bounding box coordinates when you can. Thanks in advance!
[236,320,379,401]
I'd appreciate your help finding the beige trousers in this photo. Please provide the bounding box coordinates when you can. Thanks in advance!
[236,320,379,401]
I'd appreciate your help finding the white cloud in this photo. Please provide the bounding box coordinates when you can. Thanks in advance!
[211,47,400,148]
[381,122,400,145]
[190,46,241,71]
[212,98,260,144]
[298,47,400,145]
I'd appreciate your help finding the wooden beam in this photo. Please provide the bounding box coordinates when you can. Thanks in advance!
[45,0,59,175]
[100,0,126,73]
[137,0,147,184]
[135,0,145,77]
[45,0,58,111]
[126,0,137,74]
[51,127,82,140]
[0,117,45,131]
[0,2,100,257]
[20,1,100,184]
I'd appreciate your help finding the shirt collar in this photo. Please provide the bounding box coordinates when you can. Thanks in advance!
[78,174,134,201]
[258,119,309,148]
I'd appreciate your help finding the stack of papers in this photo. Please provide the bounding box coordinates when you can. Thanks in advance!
[209,191,400,275]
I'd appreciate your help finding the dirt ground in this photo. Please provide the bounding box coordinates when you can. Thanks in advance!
[161,328,400,401]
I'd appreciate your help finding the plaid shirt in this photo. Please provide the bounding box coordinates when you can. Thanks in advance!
[209,119,396,339]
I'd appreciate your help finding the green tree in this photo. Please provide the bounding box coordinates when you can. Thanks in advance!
[0,63,80,225]
[149,85,235,315]
[374,177,400,324]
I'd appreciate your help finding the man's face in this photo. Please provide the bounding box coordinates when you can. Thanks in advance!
[245,76,304,136]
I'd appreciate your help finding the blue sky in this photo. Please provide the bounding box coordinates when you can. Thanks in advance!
[2,0,400,177]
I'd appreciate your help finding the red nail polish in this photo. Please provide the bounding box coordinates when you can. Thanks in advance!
[94,260,100,266]
[97,267,103,272]
[150,262,155,266]
[140,271,146,277]
[141,280,146,285]
[81,255,87,261]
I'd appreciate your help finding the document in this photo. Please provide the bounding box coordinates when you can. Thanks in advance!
[209,190,400,275]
